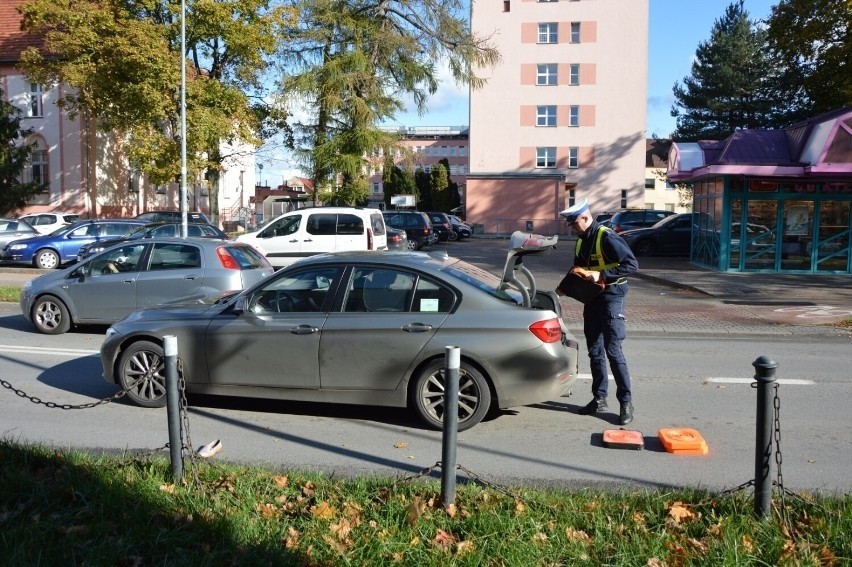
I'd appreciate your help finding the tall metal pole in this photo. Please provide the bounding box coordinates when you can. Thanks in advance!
[164,335,184,481]
[179,0,188,237]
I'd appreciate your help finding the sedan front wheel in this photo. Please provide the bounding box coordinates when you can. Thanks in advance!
[32,294,71,334]
[411,360,492,431]
[118,340,168,408]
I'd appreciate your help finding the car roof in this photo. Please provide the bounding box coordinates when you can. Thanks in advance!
[286,249,455,269]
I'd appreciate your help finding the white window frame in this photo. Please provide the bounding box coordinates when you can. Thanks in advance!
[570,22,581,43]
[536,147,557,168]
[536,64,558,86]
[569,64,580,86]
[28,149,49,185]
[29,83,44,118]
[569,105,579,127]
[538,23,558,44]
[568,147,579,168]
[536,105,557,127]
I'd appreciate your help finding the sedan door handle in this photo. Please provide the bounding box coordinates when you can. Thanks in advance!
[288,239,298,243]
[185,275,198,280]
[290,324,319,335]
[402,323,433,333]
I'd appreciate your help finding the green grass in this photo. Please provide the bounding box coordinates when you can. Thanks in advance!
[0,285,20,303]
[0,440,848,565]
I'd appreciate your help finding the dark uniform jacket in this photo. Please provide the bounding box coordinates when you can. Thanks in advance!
[573,221,639,297]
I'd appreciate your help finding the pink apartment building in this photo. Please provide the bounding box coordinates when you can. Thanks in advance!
[467,0,649,234]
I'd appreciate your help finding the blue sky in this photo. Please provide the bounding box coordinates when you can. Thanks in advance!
[260,0,778,184]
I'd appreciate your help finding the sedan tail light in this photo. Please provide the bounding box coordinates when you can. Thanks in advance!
[367,227,374,250]
[529,318,562,343]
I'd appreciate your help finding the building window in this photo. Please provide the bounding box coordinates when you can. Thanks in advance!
[569,64,580,86]
[536,147,556,168]
[29,83,44,118]
[620,189,628,208]
[645,178,655,189]
[458,165,466,174]
[28,149,49,185]
[129,170,141,193]
[459,146,467,157]
[536,64,558,86]
[450,146,457,157]
[569,105,579,126]
[372,183,380,193]
[568,147,579,168]
[570,22,581,43]
[568,188,575,206]
[503,0,510,12]
[536,105,557,127]
[538,23,558,44]
[665,203,675,212]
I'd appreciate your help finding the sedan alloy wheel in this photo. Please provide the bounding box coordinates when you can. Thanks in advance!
[412,360,492,431]
[32,294,71,334]
[118,341,168,408]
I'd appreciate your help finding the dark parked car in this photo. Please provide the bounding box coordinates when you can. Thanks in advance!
[21,238,273,334]
[620,212,700,256]
[135,210,210,224]
[385,226,408,251]
[607,209,676,233]
[99,244,579,430]
[77,222,228,261]
[447,214,472,239]
[425,212,454,242]
[0,218,147,269]
[0,217,39,248]
[382,210,438,251]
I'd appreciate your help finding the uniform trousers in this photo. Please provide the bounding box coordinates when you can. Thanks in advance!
[582,285,632,403]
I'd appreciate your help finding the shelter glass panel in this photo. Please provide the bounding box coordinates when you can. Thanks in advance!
[816,201,850,272]
[780,200,814,271]
[744,200,778,270]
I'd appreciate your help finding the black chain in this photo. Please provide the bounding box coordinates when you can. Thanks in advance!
[1,377,131,409]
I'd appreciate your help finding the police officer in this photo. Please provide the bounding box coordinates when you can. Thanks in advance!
[557,199,639,425]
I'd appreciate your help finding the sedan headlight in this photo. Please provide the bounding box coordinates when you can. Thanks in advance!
[8,243,28,251]
[105,327,119,340]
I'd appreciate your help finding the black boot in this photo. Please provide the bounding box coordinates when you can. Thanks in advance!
[619,402,634,425]
[578,397,607,415]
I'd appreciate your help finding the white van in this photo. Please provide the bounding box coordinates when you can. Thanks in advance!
[237,207,388,268]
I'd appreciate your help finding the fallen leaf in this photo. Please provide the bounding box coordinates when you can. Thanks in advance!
[393,441,409,449]
[323,534,350,554]
[284,526,300,549]
[160,484,175,494]
[406,497,427,526]
[741,535,754,553]
[532,532,548,543]
[646,559,667,567]
[301,481,316,497]
[565,526,591,543]
[256,502,279,518]
[455,540,475,556]
[432,529,457,549]
[667,502,696,523]
[331,518,353,541]
[311,501,337,520]
[273,475,289,488]
[686,537,709,555]
[444,503,457,517]
[514,499,525,515]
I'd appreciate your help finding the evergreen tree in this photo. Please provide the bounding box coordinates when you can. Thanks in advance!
[415,167,431,211]
[671,1,790,140]
[766,0,852,116]
[0,88,44,214]
[382,154,397,209]
[429,162,451,211]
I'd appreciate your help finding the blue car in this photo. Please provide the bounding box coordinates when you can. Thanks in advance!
[0,218,147,269]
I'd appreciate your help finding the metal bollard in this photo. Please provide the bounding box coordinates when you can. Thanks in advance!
[752,355,778,518]
[164,335,184,481]
[440,346,460,507]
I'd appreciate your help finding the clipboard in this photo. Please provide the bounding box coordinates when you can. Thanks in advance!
[557,271,605,304]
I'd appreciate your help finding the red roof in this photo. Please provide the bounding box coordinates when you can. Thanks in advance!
[0,0,45,63]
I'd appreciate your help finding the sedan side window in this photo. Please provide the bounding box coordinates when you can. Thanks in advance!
[344,268,414,312]
[148,243,201,271]
[249,267,340,313]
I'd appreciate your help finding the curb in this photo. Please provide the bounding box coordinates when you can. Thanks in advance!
[632,271,712,296]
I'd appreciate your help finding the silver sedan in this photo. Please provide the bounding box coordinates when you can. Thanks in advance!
[100,249,579,430]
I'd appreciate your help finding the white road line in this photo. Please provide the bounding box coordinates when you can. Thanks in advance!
[0,344,99,356]
[577,374,814,386]
[707,377,814,385]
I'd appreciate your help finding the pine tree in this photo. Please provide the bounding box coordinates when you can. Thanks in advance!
[0,88,44,214]
[671,1,790,140]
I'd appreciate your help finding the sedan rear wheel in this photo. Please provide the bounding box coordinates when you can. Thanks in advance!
[634,239,656,257]
[406,238,419,251]
[32,294,71,335]
[118,340,168,408]
[411,360,491,431]
[447,230,459,242]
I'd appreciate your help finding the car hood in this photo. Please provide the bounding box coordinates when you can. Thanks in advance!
[618,227,654,238]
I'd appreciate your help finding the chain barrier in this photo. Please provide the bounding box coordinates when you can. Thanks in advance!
[389,460,522,503]
[1,377,132,409]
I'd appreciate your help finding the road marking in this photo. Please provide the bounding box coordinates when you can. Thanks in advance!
[773,305,852,318]
[0,344,99,356]
[578,374,814,386]
[706,377,814,385]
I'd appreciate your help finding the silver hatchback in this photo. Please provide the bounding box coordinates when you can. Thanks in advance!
[100,243,580,430]
[21,237,273,334]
